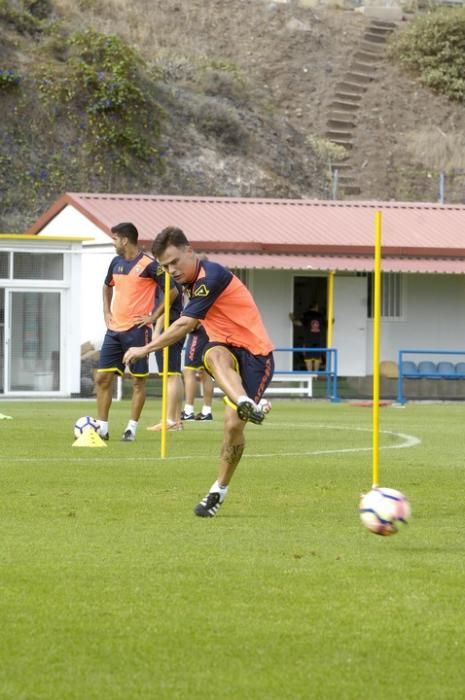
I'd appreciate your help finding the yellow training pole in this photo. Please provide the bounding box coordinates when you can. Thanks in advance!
[372,211,382,488]
[326,271,334,349]
[160,271,171,459]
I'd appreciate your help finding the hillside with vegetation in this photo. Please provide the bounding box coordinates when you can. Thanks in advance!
[1,0,465,232]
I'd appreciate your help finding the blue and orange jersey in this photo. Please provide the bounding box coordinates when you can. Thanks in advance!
[104,252,171,332]
[182,260,273,356]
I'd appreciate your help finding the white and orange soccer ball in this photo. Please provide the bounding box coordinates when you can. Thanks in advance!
[359,487,411,536]
[74,415,99,439]
[258,398,272,414]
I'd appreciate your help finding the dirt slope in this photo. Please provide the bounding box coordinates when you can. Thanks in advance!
[2,0,465,231]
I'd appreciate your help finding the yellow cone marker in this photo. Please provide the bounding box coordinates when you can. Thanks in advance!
[72,430,108,447]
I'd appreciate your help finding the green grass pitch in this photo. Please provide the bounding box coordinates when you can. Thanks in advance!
[1,399,465,699]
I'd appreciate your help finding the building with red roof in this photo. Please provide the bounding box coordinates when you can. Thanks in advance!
[28,193,465,378]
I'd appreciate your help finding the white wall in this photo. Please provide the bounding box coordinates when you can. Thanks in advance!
[80,248,114,347]
[255,271,465,375]
[365,274,465,371]
[38,206,109,244]
[250,269,296,371]
[37,205,114,347]
[65,244,84,393]
[333,276,367,376]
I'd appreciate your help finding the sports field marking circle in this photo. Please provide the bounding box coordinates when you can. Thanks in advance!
[6,423,421,463]
[246,427,420,459]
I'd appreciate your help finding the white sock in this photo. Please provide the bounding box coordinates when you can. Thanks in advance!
[210,480,229,502]
[184,404,194,414]
[98,420,109,436]
[237,395,260,410]
[201,406,212,416]
[237,394,254,406]
[127,419,138,434]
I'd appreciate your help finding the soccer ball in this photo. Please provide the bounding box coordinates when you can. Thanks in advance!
[359,487,411,536]
[74,415,99,439]
[258,398,272,414]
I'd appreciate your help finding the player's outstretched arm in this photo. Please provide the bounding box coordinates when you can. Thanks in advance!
[123,315,198,365]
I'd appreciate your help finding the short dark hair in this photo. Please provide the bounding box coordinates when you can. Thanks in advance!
[111,222,138,244]
[152,226,190,257]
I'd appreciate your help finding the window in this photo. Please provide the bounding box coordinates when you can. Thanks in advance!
[0,288,3,392]
[9,291,61,391]
[13,253,64,280]
[367,272,403,319]
[0,252,8,278]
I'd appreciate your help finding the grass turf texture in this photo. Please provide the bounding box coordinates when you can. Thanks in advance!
[1,399,465,699]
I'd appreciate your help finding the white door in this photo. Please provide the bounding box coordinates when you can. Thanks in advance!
[5,289,61,393]
[332,276,367,376]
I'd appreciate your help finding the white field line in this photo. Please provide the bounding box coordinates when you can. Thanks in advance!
[8,424,421,463]
[243,425,420,459]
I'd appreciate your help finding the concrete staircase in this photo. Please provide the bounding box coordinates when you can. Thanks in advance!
[325,20,398,197]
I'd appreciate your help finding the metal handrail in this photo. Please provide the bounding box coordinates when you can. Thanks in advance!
[274,347,339,401]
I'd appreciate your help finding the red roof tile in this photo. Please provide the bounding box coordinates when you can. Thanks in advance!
[26,193,465,273]
[208,252,465,275]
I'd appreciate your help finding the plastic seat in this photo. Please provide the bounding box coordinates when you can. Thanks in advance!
[455,362,465,377]
[380,360,398,379]
[437,361,455,377]
[417,361,438,376]
[401,360,418,377]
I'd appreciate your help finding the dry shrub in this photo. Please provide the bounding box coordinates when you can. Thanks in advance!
[191,97,248,149]
[306,135,346,164]
[196,66,247,103]
[401,128,465,172]
[51,0,240,58]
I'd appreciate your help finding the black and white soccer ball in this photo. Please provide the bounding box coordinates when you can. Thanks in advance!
[74,415,99,439]
[359,487,411,536]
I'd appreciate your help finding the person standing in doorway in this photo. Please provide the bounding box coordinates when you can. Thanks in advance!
[290,301,325,371]
[95,222,178,442]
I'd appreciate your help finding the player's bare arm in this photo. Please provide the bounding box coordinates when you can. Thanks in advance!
[123,315,198,365]
[102,285,113,328]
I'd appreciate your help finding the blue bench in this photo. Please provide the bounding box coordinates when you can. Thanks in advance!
[400,360,465,379]
[397,350,465,403]
[213,371,316,398]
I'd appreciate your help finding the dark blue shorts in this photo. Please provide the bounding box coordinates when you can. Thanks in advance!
[184,326,209,370]
[98,326,152,377]
[155,339,183,376]
[203,342,274,403]
[304,344,323,360]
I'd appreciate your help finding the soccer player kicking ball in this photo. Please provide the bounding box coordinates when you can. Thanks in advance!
[123,226,275,518]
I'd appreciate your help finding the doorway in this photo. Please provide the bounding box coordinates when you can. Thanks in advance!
[0,288,4,392]
[292,276,327,370]
[1,289,61,393]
